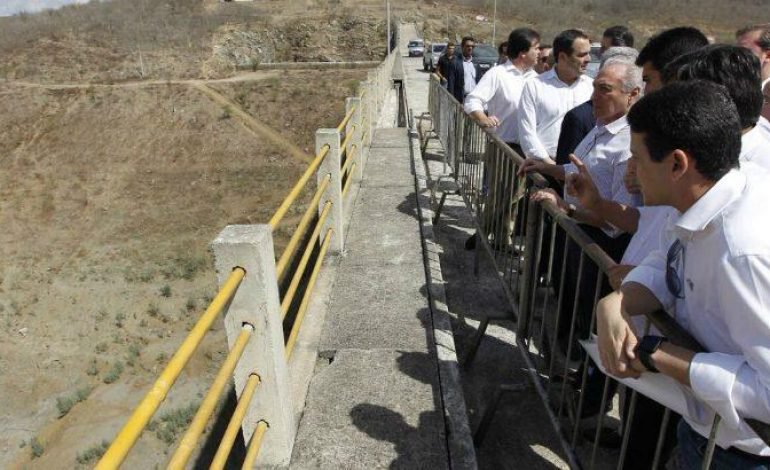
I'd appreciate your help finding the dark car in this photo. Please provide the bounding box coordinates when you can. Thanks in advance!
[454,43,498,79]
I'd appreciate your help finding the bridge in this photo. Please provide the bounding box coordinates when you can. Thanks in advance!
[91,22,750,470]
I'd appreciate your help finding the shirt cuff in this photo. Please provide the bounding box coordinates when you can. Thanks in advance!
[464,98,484,115]
[563,163,577,177]
[622,265,674,312]
[689,352,745,428]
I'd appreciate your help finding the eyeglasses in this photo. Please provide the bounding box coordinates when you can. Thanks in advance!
[665,239,686,299]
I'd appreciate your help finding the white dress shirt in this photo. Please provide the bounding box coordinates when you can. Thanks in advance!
[756,116,770,145]
[624,167,770,456]
[462,57,477,96]
[463,61,537,143]
[621,206,679,266]
[740,123,770,170]
[517,68,594,160]
[562,115,642,236]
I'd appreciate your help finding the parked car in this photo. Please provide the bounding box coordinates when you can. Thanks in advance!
[423,42,447,71]
[586,42,602,78]
[407,39,424,57]
[453,43,498,79]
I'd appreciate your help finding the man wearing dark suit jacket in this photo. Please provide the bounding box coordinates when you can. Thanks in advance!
[446,36,479,103]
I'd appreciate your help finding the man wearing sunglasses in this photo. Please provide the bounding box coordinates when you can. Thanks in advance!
[598,80,770,469]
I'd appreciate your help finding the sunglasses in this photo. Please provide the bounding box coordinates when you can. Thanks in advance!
[665,239,686,299]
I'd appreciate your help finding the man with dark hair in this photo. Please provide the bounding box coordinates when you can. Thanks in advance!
[497,41,508,65]
[517,29,594,163]
[601,25,634,52]
[665,45,770,169]
[446,36,479,103]
[436,41,455,85]
[635,27,708,93]
[535,45,552,74]
[463,28,540,249]
[736,24,770,121]
[599,79,770,469]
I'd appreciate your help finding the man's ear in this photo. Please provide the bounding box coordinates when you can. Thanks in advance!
[670,149,690,182]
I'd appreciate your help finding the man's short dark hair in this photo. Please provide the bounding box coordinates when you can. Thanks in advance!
[636,27,709,72]
[461,36,475,47]
[447,41,455,48]
[736,24,770,51]
[627,80,741,181]
[664,45,763,129]
[552,29,588,63]
[507,28,540,58]
[603,25,634,47]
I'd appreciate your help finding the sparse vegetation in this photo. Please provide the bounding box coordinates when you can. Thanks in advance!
[147,303,160,318]
[114,312,126,328]
[159,284,172,298]
[103,360,125,384]
[30,437,44,459]
[126,343,141,367]
[86,359,99,376]
[153,402,200,445]
[185,297,196,312]
[95,342,108,354]
[75,440,109,465]
[56,386,92,418]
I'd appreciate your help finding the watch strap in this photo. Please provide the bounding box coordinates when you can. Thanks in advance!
[637,335,667,373]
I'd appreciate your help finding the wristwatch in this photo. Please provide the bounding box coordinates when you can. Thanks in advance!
[566,204,577,218]
[636,335,667,373]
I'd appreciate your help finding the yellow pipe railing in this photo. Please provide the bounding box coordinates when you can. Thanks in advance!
[210,374,261,470]
[96,268,246,469]
[275,174,331,280]
[280,202,333,320]
[340,125,355,155]
[268,145,330,230]
[341,144,358,176]
[342,163,357,198]
[167,324,254,469]
[285,229,333,359]
[336,106,357,133]
[242,421,269,469]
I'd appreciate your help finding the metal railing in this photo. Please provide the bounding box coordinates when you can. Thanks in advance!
[426,74,770,469]
[96,47,398,469]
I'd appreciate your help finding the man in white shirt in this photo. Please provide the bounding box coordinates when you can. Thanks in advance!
[599,80,770,468]
[664,45,770,170]
[462,28,540,249]
[736,24,770,123]
[517,29,594,163]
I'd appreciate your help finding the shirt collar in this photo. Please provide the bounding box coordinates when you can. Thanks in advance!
[598,115,628,135]
[675,169,745,235]
[501,60,529,76]
[463,55,474,63]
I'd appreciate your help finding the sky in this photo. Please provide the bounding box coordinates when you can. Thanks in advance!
[0,0,91,16]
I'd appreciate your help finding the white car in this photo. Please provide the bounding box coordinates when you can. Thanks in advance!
[408,39,424,57]
[423,43,448,71]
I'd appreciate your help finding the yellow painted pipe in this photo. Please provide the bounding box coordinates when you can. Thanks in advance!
[209,374,261,470]
[336,105,357,133]
[342,163,357,198]
[242,421,269,469]
[339,130,354,160]
[341,144,358,176]
[167,324,254,469]
[280,202,332,320]
[268,145,330,230]
[275,174,331,280]
[96,268,246,470]
[285,229,333,360]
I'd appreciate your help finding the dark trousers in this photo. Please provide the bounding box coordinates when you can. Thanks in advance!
[622,391,680,470]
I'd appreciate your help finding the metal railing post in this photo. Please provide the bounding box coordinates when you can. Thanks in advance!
[316,129,344,253]
[517,195,541,339]
[211,226,295,467]
[346,97,363,183]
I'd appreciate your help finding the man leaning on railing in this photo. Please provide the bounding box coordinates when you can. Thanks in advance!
[597,81,770,469]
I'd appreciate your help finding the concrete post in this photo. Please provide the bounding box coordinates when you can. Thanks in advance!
[212,225,295,468]
[316,129,344,253]
[345,97,363,183]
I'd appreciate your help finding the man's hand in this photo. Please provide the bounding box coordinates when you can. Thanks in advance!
[517,158,546,177]
[530,188,568,213]
[596,292,641,379]
[624,158,642,195]
[565,154,602,209]
[608,264,635,291]
[479,115,500,128]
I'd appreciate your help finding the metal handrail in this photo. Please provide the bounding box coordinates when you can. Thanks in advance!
[242,421,269,469]
[285,229,333,359]
[168,324,254,469]
[275,174,332,280]
[268,145,330,229]
[210,374,261,470]
[336,106,357,133]
[342,163,357,198]
[96,268,246,469]
[341,144,358,176]
[280,202,333,320]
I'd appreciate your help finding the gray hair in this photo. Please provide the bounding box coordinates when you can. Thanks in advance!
[600,46,638,66]
[601,56,643,94]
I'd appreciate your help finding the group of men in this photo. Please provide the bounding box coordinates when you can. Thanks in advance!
[448,22,770,470]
